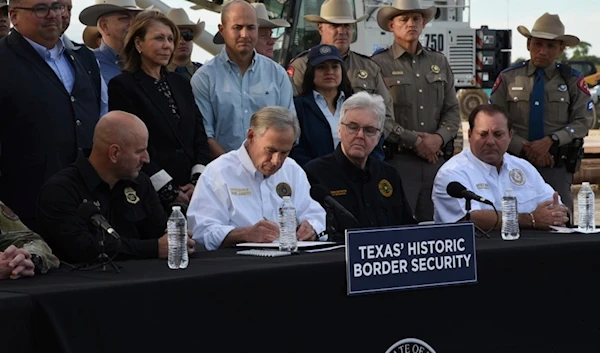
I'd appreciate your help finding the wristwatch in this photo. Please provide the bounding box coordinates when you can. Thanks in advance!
[550,134,559,146]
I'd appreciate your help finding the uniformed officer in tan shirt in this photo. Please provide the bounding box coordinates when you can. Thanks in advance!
[287,0,395,139]
[490,13,592,214]
[370,0,460,222]
[165,8,205,82]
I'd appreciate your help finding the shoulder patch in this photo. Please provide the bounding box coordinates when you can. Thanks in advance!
[491,75,503,94]
[289,49,309,64]
[577,76,591,95]
[286,66,295,78]
[501,60,528,74]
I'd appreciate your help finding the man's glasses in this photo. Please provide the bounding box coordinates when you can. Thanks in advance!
[13,3,65,18]
[181,31,194,42]
[341,122,381,137]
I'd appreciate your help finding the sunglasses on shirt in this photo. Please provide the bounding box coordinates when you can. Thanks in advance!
[181,31,194,42]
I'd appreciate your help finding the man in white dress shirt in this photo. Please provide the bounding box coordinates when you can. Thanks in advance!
[188,106,326,251]
[433,104,569,231]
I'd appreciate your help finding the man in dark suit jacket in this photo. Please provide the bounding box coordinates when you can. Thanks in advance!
[0,0,99,230]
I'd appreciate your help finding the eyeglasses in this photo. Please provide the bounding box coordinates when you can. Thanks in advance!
[341,122,381,137]
[180,31,194,42]
[14,3,65,18]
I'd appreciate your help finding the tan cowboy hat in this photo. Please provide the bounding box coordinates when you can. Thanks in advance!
[304,0,367,24]
[517,13,579,47]
[376,0,436,32]
[79,0,145,26]
[82,26,102,49]
[213,2,290,45]
[167,8,205,39]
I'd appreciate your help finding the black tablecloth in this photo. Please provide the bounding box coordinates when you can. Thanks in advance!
[2,231,600,353]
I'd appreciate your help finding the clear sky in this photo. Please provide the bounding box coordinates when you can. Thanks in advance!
[65,0,600,64]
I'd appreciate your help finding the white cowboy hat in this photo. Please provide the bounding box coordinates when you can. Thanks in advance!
[517,13,579,47]
[166,8,205,39]
[79,0,144,26]
[376,0,436,32]
[304,0,367,24]
[82,26,102,49]
[213,2,290,45]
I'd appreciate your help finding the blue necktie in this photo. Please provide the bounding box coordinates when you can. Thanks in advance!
[529,68,545,141]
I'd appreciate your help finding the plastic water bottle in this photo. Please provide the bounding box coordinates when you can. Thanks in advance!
[167,206,189,269]
[278,196,298,252]
[577,182,596,232]
[501,188,520,240]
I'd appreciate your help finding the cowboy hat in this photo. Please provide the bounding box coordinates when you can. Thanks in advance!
[304,0,367,24]
[167,8,205,40]
[213,2,290,45]
[82,26,102,49]
[376,0,436,32]
[79,0,144,26]
[517,13,579,47]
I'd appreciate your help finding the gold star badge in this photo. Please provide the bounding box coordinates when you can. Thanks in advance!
[431,65,440,74]
[378,179,393,197]
[357,70,368,79]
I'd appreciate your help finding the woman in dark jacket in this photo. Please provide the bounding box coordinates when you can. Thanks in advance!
[108,10,211,209]
[290,44,353,166]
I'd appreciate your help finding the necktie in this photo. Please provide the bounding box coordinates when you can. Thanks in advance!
[529,68,545,141]
[175,66,187,76]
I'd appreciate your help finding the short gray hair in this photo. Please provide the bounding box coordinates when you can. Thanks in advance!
[250,106,301,141]
[339,91,386,131]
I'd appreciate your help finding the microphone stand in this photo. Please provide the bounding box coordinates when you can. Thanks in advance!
[75,226,121,273]
[462,199,490,239]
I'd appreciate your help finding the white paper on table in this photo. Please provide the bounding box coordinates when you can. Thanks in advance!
[549,226,600,234]
[236,241,337,248]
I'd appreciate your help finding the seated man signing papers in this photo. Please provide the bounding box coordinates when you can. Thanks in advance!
[38,111,195,263]
[432,104,569,230]
[188,106,326,250]
[304,92,415,238]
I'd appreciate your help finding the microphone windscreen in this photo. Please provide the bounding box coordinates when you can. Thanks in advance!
[77,202,101,221]
[310,184,330,204]
[446,181,467,199]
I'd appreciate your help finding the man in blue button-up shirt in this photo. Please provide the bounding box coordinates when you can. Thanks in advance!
[191,0,295,158]
[79,0,143,83]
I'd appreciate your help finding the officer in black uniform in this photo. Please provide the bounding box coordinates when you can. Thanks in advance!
[304,92,415,240]
[37,112,195,264]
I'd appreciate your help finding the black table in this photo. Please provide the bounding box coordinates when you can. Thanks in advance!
[2,231,600,353]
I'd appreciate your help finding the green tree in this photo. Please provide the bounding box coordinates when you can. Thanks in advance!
[571,41,592,60]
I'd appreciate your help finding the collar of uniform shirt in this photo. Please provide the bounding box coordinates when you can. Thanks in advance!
[392,40,424,59]
[526,60,553,79]
[333,144,372,181]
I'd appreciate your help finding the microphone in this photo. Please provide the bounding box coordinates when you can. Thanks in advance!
[310,185,359,226]
[446,181,493,206]
[78,202,121,240]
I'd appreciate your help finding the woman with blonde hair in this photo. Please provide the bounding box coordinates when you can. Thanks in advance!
[108,10,211,210]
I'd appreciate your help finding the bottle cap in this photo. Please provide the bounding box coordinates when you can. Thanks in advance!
[282,196,291,200]
[172,206,181,211]
[583,182,590,186]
